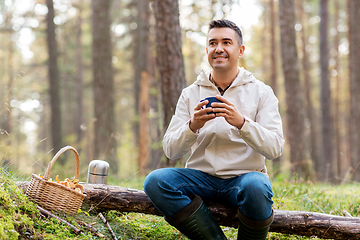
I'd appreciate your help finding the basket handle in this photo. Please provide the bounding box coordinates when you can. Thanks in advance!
[44,146,80,181]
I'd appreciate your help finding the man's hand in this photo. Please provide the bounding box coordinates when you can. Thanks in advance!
[212,95,245,129]
[189,100,216,133]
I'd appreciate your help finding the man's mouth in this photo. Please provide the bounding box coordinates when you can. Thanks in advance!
[213,54,228,60]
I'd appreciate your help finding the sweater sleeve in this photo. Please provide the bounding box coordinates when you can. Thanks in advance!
[162,91,198,160]
[239,87,285,160]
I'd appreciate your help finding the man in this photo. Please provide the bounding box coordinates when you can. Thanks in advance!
[144,19,284,240]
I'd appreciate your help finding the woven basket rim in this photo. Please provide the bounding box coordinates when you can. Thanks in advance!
[44,146,81,181]
[30,173,86,198]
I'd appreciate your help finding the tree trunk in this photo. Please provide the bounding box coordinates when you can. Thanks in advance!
[261,1,269,83]
[135,0,151,175]
[297,0,320,180]
[46,0,63,158]
[75,1,84,145]
[4,23,13,134]
[270,0,277,96]
[269,0,281,175]
[345,0,353,183]
[148,56,162,170]
[153,0,186,166]
[332,0,344,180]
[139,71,150,174]
[278,0,308,178]
[91,0,117,173]
[349,0,360,180]
[133,0,150,147]
[319,0,334,183]
[19,182,360,239]
[66,184,360,239]
[210,0,217,20]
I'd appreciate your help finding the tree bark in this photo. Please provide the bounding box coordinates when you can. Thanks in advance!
[270,0,277,96]
[153,0,186,132]
[332,0,343,180]
[278,0,308,178]
[4,18,13,134]
[81,184,360,239]
[135,0,151,175]
[297,0,320,180]
[75,0,84,145]
[91,0,117,173]
[46,0,63,158]
[319,0,334,183]
[77,183,360,239]
[139,71,150,174]
[348,0,360,180]
[269,0,281,175]
[153,0,186,166]
[19,182,360,239]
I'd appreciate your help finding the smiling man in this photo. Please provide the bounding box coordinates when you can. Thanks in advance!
[144,19,284,240]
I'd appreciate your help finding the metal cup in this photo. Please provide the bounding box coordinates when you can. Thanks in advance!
[87,160,109,184]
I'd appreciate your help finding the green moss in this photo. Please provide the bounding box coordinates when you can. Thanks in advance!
[0,173,37,239]
[272,178,360,217]
[1,169,359,239]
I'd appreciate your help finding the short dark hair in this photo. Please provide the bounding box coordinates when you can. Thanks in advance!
[208,19,243,46]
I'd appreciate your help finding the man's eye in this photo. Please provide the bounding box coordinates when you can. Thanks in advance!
[209,42,216,46]
[224,41,231,45]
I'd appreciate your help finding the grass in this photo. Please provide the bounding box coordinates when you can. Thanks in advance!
[1,168,359,239]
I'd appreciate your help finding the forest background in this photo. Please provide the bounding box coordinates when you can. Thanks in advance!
[0,0,359,186]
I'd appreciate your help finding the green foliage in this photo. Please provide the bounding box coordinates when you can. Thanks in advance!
[272,178,360,217]
[1,170,360,239]
[105,211,186,239]
[0,169,37,239]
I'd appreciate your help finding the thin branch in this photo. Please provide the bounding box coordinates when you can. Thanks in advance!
[76,220,105,238]
[36,205,82,235]
[98,212,118,240]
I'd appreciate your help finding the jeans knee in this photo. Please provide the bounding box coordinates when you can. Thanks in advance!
[238,172,273,220]
[241,173,272,198]
[143,169,162,194]
[143,168,177,196]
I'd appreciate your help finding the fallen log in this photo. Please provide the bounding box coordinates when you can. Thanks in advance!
[19,182,360,239]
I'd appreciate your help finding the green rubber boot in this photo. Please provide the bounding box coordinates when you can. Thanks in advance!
[165,195,227,240]
[237,210,274,240]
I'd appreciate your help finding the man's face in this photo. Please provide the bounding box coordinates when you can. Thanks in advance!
[206,27,244,72]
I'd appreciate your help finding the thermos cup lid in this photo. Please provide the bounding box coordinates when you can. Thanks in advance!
[88,160,109,176]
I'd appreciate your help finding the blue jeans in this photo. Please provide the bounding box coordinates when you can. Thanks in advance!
[143,168,273,221]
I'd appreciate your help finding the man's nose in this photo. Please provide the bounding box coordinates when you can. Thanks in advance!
[215,44,224,52]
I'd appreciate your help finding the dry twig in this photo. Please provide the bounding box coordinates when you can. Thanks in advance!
[76,220,105,238]
[98,212,118,240]
[36,205,82,235]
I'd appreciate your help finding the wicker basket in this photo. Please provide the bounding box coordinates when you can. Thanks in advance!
[26,146,86,214]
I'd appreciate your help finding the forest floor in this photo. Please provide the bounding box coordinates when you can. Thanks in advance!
[1,168,359,240]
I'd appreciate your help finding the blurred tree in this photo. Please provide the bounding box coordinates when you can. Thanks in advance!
[270,0,277,95]
[332,0,342,180]
[180,0,212,85]
[46,0,63,160]
[259,0,269,84]
[297,0,320,180]
[91,0,118,174]
[74,0,84,145]
[269,0,282,175]
[210,0,217,19]
[348,0,360,180]
[135,0,151,175]
[319,0,334,182]
[153,0,186,166]
[2,10,14,135]
[279,0,309,178]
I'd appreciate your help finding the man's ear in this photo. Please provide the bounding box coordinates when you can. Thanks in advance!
[206,47,208,54]
[239,45,245,58]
